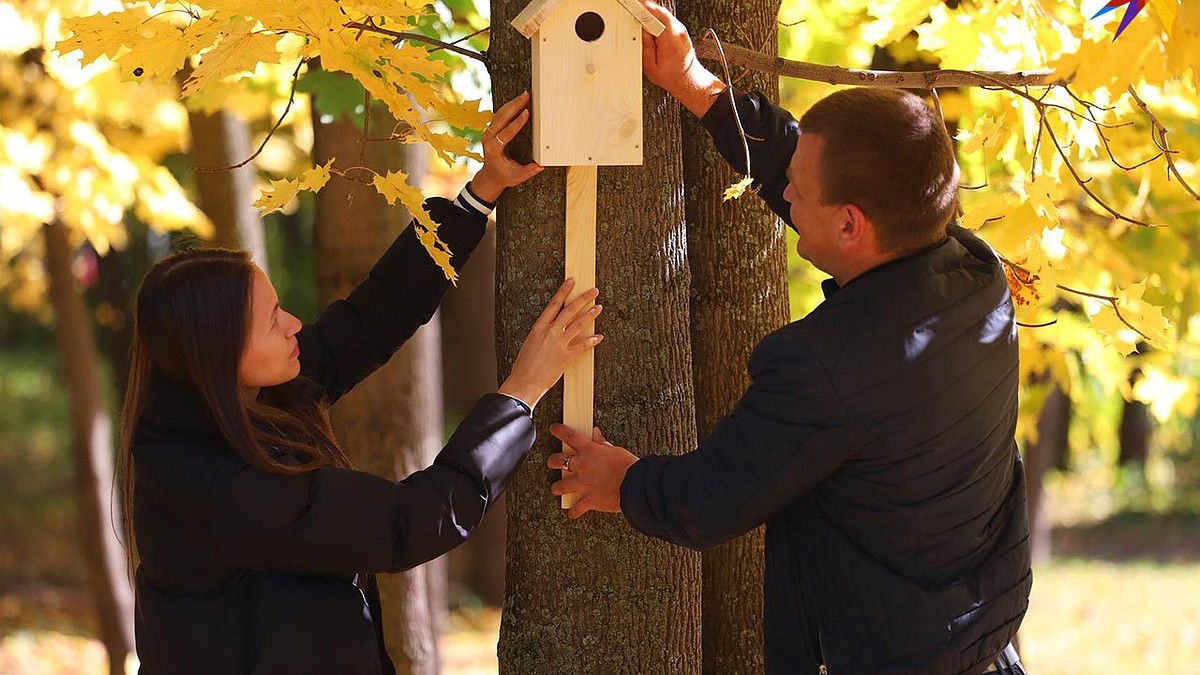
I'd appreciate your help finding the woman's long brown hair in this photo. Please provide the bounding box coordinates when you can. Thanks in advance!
[119,248,352,580]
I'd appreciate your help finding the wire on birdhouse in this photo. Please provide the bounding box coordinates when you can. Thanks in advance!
[705,29,756,202]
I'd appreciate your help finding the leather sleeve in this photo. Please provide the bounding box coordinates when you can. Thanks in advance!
[209,393,535,574]
[699,87,800,228]
[296,197,487,405]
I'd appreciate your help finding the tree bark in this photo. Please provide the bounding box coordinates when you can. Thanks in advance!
[491,2,702,672]
[44,220,134,675]
[312,78,443,675]
[187,106,270,272]
[678,2,786,671]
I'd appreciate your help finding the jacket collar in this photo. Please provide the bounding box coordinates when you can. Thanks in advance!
[819,227,976,300]
[137,371,224,441]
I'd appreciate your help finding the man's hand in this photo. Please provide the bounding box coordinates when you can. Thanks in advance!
[470,91,543,202]
[547,425,638,519]
[640,1,727,118]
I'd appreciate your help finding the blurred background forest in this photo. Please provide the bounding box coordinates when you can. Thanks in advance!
[2,0,1200,673]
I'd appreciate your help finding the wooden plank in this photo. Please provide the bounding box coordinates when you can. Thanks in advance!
[511,0,566,38]
[531,0,643,166]
[561,164,598,510]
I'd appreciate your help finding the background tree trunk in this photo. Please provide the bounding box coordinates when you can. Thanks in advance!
[440,233,508,607]
[678,1,786,671]
[1118,369,1152,476]
[311,76,444,675]
[491,2,702,672]
[1025,385,1070,563]
[187,107,270,272]
[44,221,134,675]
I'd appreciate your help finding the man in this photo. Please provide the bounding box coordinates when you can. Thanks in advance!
[547,3,1032,674]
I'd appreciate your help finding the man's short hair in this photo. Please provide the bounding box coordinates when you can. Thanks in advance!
[800,88,960,254]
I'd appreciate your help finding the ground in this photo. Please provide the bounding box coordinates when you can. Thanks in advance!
[3,524,1198,674]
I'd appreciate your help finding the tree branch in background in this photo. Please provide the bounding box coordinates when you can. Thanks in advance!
[969,72,1155,228]
[694,35,1062,88]
[999,255,1154,342]
[345,19,487,63]
[194,59,305,173]
[1126,85,1200,201]
[697,36,1198,229]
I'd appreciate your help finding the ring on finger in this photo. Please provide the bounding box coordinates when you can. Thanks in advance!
[561,455,572,471]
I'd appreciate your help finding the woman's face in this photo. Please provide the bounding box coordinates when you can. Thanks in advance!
[237,266,303,390]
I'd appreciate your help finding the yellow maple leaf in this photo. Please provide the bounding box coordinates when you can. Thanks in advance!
[253,159,335,216]
[428,97,492,132]
[372,169,456,282]
[958,111,1010,155]
[419,130,481,166]
[254,177,302,215]
[339,0,428,18]
[58,7,157,64]
[298,159,335,191]
[722,176,754,202]
[1089,304,1140,356]
[181,20,283,96]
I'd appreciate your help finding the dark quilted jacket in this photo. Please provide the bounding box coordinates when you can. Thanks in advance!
[620,89,1032,674]
[132,198,535,675]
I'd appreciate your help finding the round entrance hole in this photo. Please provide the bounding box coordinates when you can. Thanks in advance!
[575,11,605,42]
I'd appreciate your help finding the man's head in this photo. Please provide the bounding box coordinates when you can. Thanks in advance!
[782,87,959,282]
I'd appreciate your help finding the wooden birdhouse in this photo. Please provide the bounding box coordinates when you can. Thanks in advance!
[512,0,665,166]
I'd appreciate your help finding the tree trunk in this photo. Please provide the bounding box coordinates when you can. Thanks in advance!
[440,233,508,606]
[491,2,703,672]
[187,106,270,272]
[44,220,134,675]
[1025,385,1070,563]
[312,78,443,675]
[678,1,785,671]
[1118,369,1152,475]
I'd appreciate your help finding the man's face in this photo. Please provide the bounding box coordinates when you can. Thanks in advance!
[781,134,846,274]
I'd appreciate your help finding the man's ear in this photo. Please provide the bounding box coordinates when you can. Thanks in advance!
[840,203,873,245]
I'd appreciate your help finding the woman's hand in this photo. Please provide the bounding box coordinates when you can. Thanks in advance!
[470,91,543,202]
[499,279,603,410]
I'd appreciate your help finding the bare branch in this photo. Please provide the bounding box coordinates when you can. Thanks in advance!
[1042,118,1154,227]
[344,19,487,63]
[694,36,1063,88]
[194,59,305,173]
[1017,319,1058,328]
[1126,85,1200,201]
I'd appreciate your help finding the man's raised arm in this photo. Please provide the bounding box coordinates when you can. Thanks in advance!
[640,1,798,225]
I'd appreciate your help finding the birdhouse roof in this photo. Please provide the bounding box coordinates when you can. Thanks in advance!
[511,0,666,39]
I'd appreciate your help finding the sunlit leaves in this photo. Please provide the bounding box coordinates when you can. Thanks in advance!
[373,169,456,282]
[53,0,492,278]
[252,159,333,215]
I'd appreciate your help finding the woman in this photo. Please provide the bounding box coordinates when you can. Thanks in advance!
[122,93,599,675]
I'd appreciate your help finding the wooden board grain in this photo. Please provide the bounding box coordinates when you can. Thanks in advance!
[561,164,597,509]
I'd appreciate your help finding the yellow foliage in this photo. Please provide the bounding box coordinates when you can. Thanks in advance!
[372,169,456,283]
[252,159,334,216]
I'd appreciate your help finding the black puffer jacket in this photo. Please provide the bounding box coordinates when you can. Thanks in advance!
[620,89,1032,674]
[132,198,535,675]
